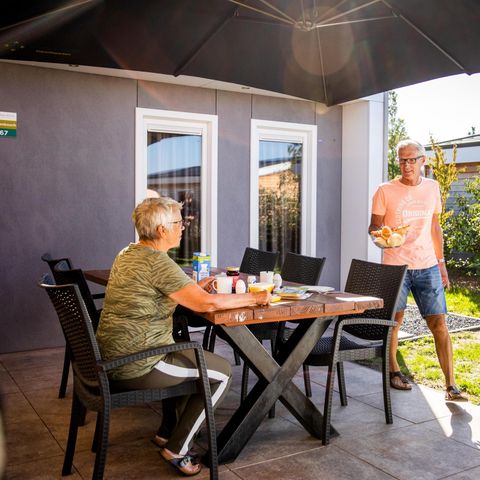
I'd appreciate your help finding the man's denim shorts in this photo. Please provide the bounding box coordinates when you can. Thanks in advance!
[396,264,447,318]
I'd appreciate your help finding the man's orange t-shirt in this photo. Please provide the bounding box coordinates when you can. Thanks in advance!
[371,177,442,270]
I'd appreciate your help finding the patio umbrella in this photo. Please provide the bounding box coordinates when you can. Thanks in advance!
[1,0,479,105]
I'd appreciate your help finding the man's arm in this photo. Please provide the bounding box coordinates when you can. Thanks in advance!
[431,213,450,289]
[369,214,385,234]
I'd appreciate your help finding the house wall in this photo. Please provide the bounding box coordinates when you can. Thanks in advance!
[0,62,342,353]
[425,143,480,212]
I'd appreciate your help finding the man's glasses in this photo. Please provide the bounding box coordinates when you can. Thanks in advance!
[398,155,423,165]
[169,219,190,228]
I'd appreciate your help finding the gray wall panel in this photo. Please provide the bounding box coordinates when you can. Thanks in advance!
[0,63,136,352]
[252,96,315,124]
[315,105,343,288]
[0,63,343,353]
[138,81,216,114]
[216,91,252,267]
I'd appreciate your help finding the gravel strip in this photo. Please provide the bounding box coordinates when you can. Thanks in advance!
[400,304,480,338]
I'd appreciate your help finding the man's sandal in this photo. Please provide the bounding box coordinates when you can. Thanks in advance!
[390,371,412,390]
[160,448,202,476]
[445,386,468,402]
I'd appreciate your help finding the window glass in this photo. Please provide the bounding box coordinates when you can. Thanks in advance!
[147,132,201,265]
[258,140,302,264]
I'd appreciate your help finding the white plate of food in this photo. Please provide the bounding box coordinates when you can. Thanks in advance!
[305,286,335,293]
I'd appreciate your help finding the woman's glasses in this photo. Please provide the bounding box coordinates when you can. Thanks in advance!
[169,219,190,228]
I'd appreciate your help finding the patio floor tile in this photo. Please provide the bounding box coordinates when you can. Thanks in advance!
[231,444,396,480]
[5,416,63,465]
[421,409,480,451]
[334,422,480,480]
[356,384,471,424]
[5,455,82,480]
[3,344,480,479]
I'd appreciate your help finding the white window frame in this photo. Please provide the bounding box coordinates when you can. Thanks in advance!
[135,107,218,265]
[250,119,317,256]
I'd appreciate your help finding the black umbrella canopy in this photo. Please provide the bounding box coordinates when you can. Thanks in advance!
[2,0,480,105]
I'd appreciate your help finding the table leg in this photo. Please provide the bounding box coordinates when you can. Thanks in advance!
[210,317,336,463]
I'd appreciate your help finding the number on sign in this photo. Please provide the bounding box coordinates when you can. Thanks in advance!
[0,130,10,136]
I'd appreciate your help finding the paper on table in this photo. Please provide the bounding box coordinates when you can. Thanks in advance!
[334,296,379,302]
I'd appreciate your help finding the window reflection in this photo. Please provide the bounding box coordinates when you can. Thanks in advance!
[258,140,302,265]
[147,132,201,265]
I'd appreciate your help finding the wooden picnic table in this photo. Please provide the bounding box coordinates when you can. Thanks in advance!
[85,268,383,463]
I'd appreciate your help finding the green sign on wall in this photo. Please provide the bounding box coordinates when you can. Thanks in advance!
[0,111,17,137]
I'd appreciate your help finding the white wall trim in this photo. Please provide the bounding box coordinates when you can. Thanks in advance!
[341,94,385,286]
[250,119,317,256]
[135,107,218,265]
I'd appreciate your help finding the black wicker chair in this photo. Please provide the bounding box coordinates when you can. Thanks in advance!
[241,252,326,414]
[298,259,407,445]
[239,247,279,276]
[205,247,280,361]
[41,253,74,274]
[53,265,103,329]
[42,254,105,398]
[39,278,218,480]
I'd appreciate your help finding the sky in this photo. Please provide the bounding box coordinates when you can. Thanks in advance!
[394,73,480,145]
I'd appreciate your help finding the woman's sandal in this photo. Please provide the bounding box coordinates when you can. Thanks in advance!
[160,448,202,476]
[390,371,412,390]
[152,435,169,448]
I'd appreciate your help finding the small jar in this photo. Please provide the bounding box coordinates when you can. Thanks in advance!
[226,266,240,292]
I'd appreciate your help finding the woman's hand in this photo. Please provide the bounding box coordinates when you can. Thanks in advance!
[197,276,216,293]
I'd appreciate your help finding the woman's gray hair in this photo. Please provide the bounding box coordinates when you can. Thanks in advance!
[396,139,426,157]
[132,197,182,240]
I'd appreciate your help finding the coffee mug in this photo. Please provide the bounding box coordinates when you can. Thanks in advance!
[260,271,274,283]
[213,275,233,294]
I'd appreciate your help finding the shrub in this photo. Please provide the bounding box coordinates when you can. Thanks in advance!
[444,175,480,275]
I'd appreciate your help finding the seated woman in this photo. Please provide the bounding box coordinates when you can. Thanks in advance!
[96,197,270,476]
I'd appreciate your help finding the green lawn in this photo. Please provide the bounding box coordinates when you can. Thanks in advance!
[445,285,480,317]
[397,331,480,405]
[373,274,480,405]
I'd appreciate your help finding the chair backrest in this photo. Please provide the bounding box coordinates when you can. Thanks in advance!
[40,276,102,388]
[341,259,407,341]
[41,253,74,275]
[280,252,326,284]
[52,265,101,328]
[239,247,279,275]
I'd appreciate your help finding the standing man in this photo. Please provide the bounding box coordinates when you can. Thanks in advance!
[369,139,466,401]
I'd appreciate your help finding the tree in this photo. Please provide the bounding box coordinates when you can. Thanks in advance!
[428,136,462,229]
[387,91,409,179]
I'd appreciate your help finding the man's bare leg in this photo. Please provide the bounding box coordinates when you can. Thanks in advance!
[390,310,404,372]
[389,310,412,390]
[425,314,454,387]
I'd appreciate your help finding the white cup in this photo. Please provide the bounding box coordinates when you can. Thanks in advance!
[260,271,274,283]
[213,275,233,294]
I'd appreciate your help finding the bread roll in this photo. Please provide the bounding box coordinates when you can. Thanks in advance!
[387,232,404,247]
[374,237,388,248]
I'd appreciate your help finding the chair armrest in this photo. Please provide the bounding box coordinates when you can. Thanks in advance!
[330,317,396,352]
[337,317,396,328]
[92,293,105,300]
[97,341,203,372]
